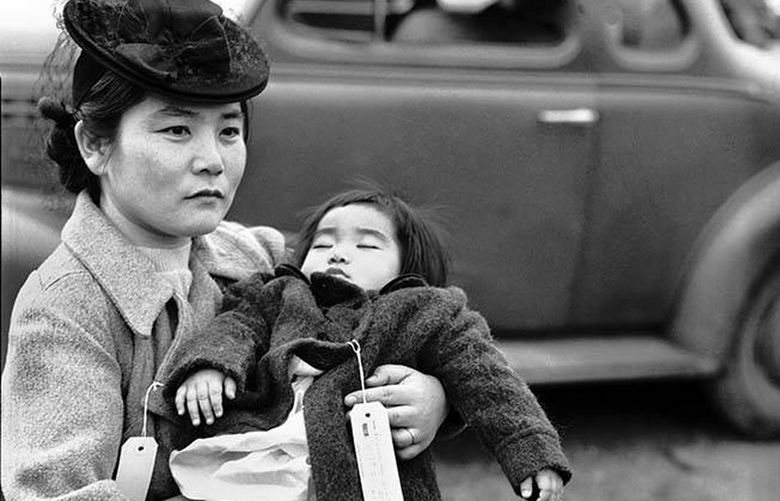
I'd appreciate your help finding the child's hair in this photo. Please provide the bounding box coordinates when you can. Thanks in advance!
[294,188,450,287]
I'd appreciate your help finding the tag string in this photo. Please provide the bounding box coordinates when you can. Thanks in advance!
[347,340,367,404]
[142,382,163,437]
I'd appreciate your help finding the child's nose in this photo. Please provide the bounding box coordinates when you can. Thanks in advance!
[328,248,348,264]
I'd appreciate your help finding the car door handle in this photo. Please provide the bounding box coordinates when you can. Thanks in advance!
[538,108,599,126]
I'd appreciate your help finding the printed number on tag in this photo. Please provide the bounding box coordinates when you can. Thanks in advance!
[115,436,157,501]
[350,401,404,501]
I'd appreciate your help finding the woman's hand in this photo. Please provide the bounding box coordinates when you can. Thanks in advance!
[344,364,449,460]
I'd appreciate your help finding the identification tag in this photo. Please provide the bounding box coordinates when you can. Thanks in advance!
[350,401,404,501]
[115,436,158,501]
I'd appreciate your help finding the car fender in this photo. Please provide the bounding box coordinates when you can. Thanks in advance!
[671,161,780,362]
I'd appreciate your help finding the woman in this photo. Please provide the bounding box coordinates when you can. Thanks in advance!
[0,1,451,499]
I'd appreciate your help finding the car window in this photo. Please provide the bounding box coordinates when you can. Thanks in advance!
[281,0,571,46]
[611,0,690,52]
[282,0,412,42]
[719,0,780,48]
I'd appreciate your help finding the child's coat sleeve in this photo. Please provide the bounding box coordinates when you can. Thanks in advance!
[159,272,273,395]
[423,294,572,490]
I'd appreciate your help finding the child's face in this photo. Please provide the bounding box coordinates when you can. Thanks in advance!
[301,203,402,291]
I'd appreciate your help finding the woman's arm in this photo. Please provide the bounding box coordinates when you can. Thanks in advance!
[343,364,459,460]
[1,279,128,500]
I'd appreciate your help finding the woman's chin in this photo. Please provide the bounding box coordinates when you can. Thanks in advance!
[174,217,223,238]
[183,208,230,236]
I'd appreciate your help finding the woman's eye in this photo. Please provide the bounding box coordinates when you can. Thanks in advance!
[311,243,332,249]
[161,125,190,137]
[222,126,242,139]
[357,244,380,250]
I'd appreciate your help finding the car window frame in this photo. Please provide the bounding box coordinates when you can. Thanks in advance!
[600,0,701,72]
[256,0,586,71]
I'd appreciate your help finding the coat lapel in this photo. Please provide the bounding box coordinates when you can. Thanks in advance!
[61,192,174,338]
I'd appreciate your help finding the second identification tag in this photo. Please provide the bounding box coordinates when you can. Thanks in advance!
[347,340,404,501]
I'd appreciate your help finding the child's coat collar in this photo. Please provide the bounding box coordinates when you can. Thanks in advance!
[273,264,428,307]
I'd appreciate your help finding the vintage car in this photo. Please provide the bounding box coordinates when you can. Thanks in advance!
[2,0,779,436]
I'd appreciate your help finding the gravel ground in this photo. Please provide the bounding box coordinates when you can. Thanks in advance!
[432,381,780,501]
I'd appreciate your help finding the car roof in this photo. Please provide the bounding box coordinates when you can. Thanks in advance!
[0,0,262,68]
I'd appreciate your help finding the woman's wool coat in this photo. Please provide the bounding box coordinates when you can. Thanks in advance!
[153,265,572,501]
[1,192,286,501]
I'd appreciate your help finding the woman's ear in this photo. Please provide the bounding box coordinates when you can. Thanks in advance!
[74,120,110,175]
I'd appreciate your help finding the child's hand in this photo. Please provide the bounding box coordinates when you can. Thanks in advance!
[175,369,236,426]
[520,468,564,501]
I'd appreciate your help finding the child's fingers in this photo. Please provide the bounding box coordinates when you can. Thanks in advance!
[535,470,562,501]
[175,386,186,416]
[537,474,552,501]
[553,476,564,501]
[209,381,224,419]
[224,376,237,400]
[186,386,202,426]
[196,381,216,425]
[519,476,534,499]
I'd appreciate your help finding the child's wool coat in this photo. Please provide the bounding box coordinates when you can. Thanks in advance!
[151,265,571,501]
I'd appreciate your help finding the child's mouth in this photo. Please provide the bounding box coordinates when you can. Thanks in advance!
[325,267,348,278]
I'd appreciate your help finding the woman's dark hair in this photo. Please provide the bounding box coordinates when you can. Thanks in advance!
[293,188,450,287]
[38,70,145,202]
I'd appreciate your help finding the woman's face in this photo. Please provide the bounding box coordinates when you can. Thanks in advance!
[96,95,246,247]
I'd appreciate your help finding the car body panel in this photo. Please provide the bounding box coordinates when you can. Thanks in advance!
[237,0,780,333]
[576,83,778,324]
[236,69,598,328]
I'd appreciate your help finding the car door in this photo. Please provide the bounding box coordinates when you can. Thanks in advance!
[574,0,780,326]
[231,0,598,330]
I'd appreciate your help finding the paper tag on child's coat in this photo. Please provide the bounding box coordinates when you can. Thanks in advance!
[350,401,404,501]
[115,436,157,501]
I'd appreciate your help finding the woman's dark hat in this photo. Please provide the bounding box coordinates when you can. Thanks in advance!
[63,0,269,106]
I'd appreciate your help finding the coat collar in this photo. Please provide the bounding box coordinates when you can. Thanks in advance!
[274,264,428,308]
[61,192,218,337]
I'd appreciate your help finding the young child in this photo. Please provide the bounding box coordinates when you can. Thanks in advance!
[153,188,571,501]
